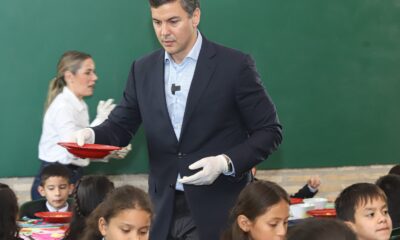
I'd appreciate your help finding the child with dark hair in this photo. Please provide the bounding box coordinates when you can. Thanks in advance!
[20,163,73,219]
[0,183,22,240]
[287,218,357,240]
[389,165,400,176]
[376,174,400,229]
[81,185,153,240]
[335,182,392,240]
[63,175,114,240]
[251,168,320,199]
[221,180,290,240]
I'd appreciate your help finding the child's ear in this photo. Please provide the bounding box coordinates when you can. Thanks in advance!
[38,186,46,197]
[68,183,74,195]
[237,214,252,232]
[98,217,108,236]
[344,221,356,232]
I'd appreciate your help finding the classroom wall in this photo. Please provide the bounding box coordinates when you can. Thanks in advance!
[1,0,399,177]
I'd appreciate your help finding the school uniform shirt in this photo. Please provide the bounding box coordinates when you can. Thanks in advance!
[38,87,90,166]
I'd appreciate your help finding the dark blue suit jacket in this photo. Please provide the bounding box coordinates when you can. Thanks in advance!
[93,36,282,240]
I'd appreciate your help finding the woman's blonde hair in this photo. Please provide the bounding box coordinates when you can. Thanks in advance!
[45,50,91,111]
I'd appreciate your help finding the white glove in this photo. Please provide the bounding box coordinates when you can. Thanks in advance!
[68,128,95,146]
[90,99,116,127]
[106,144,132,159]
[307,175,321,192]
[178,155,229,185]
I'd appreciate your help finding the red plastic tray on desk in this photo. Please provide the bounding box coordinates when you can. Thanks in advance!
[290,198,303,205]
[307,208,336,218]
[34,212,72,223]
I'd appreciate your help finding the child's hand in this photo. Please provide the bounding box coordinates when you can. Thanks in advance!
[307,176,321,189]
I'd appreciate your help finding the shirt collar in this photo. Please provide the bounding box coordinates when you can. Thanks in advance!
[46,201,69,212]
[164,30,203,64]
[62,87,86,111]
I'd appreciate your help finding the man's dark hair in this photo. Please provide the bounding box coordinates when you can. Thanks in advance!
[149,0,200,16]
[335,183,387,223]
[40,164,71,186]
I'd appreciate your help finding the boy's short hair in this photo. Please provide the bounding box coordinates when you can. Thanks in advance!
[335,183,387,222]
[389,164,400,176]
[39,164,71,186]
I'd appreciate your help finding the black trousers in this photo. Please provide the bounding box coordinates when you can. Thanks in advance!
[167,191,200,240]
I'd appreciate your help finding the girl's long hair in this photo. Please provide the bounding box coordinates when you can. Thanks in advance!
[222,180,290,240]
[0,183,20,239]
[81,185,153,240]
[63,175,114,240]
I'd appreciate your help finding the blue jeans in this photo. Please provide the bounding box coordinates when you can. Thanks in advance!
[30,161,83,200]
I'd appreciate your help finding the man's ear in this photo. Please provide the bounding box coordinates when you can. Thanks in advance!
[237,214,252,232]
[98,217,108,236]
[191,8,201,28]
[68,183,74,195]
[38,185,46,197]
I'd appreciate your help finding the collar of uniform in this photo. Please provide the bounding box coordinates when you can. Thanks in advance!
[62,87,87,112]
[164,30,203,64]
[46,201,69,212]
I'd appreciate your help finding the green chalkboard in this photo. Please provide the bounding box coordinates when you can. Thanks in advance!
[0,0,399,177]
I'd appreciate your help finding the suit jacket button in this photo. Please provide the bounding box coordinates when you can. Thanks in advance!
[178,152,183,159]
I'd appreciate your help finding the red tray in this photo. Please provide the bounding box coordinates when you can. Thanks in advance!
[58,142,121,158]
[290,197,304,205]
[307,208,336,218]
[34,212,72,223]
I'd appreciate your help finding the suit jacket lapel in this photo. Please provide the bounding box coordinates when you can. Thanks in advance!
[181,38,217,141]
[150,51,180,143]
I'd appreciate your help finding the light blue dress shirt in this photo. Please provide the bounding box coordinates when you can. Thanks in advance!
[165,32,203,190]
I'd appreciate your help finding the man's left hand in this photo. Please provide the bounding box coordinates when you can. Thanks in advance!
[179,155,229,185]
[106,144,132,159]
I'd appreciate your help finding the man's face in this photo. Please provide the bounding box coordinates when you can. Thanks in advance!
[347,198,392,240]
[38,176,72,210]
[151,0,200,63]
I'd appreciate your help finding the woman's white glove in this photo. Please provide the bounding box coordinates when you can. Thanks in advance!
[179,155,229,185]
[90,99,116,127]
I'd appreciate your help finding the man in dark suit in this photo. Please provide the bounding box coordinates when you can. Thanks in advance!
[72,0,282,239]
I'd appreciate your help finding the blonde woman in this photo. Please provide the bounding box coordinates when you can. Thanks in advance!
[31,51,130,200]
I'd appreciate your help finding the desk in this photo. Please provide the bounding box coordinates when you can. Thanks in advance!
[18,221,68,240]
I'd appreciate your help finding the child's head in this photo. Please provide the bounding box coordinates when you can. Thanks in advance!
[335,183,392,240]
[388,164,400,176]
[64,175,115,240]
[376,174,400,229]
[223,180,290,240]
[38,164,73,209]
[0,183,19,239]
[287,218,357,240]
[82,185,153,240]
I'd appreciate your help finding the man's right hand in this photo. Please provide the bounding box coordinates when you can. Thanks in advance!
[68,128,95,146]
